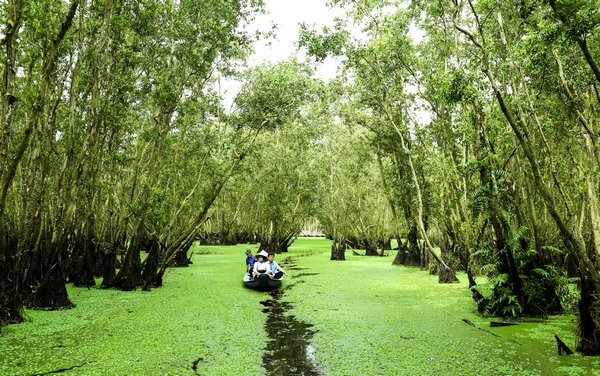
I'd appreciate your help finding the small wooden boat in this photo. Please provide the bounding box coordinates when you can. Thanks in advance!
[243,273,282,290]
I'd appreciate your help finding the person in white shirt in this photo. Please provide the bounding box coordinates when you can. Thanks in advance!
[252,250,271,279]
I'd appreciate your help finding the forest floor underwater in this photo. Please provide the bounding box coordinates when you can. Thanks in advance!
[1,237,600,375]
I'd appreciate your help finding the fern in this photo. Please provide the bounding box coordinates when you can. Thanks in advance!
[531,268,549,278]
[480,263,497,274]
[541,245,563,254]
[507,225,528,252]
[471,246,492,259]
[470,186,490,219]
[496,273,509,284]
[494,169,512,181]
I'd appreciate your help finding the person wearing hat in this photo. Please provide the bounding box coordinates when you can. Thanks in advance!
[252,250,271,279]
[245,249,256,277]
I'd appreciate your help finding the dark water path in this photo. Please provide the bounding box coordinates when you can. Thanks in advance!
[260,259,320,375]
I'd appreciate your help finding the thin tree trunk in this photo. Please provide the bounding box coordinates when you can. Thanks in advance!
[381,103,458,283]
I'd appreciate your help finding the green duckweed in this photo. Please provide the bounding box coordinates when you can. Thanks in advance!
[0,238,598,375]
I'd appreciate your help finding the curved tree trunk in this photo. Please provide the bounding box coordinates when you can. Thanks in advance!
[382,104,458,282]
[364,241,379,256]
[473,104,527,313]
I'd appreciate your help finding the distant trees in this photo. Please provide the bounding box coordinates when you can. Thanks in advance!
[314,118,395,260]
[202,62,324,253]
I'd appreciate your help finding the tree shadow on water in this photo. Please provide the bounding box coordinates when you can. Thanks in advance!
[260,286,320,375]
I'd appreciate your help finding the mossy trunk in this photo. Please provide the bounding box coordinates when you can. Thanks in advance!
[438,266,459,284]
[576,275,600,355]
[364,241,379,256]
[110,233,144,291]
[330,240,346,261]
[0,226,23,325]
[24,263,73,309]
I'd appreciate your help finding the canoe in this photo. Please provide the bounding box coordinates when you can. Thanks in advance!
[243,273,282,290]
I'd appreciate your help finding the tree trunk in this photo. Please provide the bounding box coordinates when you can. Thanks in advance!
[382,104,458,283]
[392,238,408,265]
[577,274,600,355]
[169,240,193,267]
[21,233,73,309]
[24,262,73,309]
[364,241,379,256]
[109,224,144,290]
[330,239,346,260]
[70,228,97,287]
[472,105,527,313]
[141,241,163,289]
[259,233,294,254]
[0,222,22,324]
[100,249,117,288]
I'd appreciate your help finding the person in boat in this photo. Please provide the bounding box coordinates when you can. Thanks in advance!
[267,253,288,279]
[245,249,256,276]
[252,250,271,279]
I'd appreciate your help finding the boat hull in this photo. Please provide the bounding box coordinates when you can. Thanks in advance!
[243,273,282,290]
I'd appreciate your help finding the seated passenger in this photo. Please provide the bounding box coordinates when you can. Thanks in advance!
[267,253,288,279]
[252,250,270,279]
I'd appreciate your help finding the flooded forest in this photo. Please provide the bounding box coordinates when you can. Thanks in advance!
[1,0,600,374]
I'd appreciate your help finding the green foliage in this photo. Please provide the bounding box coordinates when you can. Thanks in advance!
[439,68,478,105]
[298,22,350,62]
[234,61,316,130]
[488,281,524,317]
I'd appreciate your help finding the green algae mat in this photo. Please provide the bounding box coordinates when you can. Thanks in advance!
[1,238,599,375]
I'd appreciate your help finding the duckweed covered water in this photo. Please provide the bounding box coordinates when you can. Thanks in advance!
[1,238,599,375]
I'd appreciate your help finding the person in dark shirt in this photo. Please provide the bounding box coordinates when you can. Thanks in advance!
[245,249,256,276]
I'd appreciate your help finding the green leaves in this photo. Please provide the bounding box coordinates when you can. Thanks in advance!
[298,22,350,62]
[234,61,315,130]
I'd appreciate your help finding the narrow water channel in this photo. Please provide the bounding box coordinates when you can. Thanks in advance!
[260,261,320,375]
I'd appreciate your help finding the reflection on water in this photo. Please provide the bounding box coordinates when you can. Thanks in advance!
[260,261,320,375]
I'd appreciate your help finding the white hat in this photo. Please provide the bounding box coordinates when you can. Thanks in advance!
[257,250,269,259]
